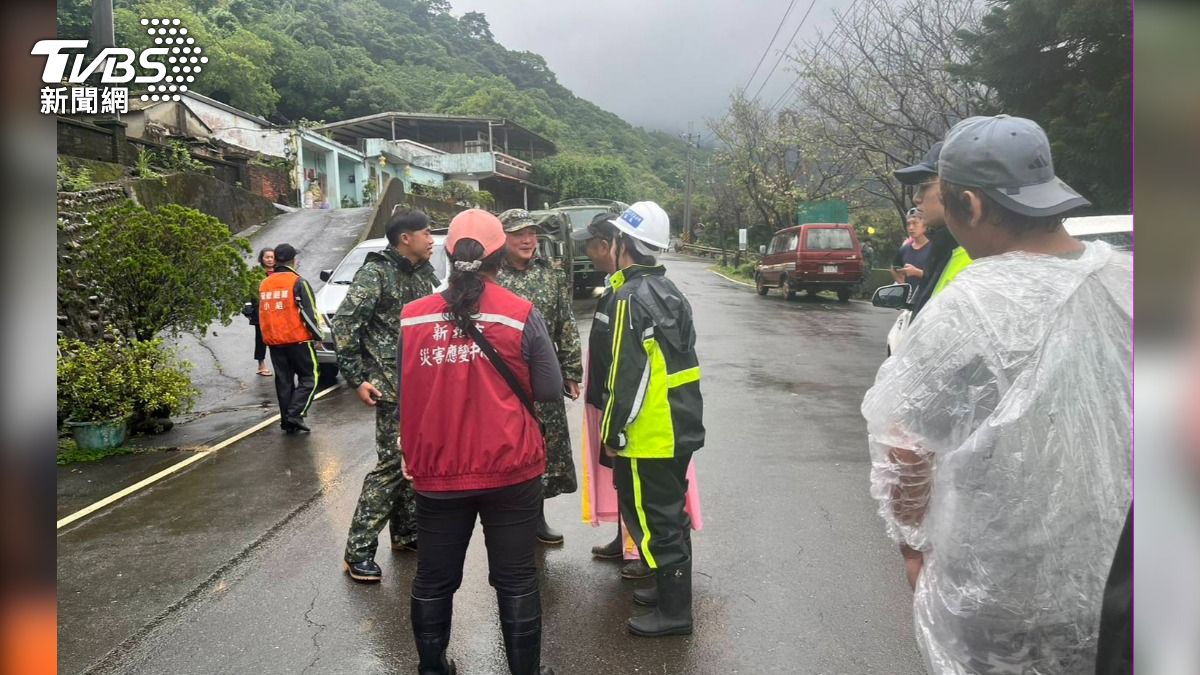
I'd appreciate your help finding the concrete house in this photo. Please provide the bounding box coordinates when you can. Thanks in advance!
[318,112,558,211]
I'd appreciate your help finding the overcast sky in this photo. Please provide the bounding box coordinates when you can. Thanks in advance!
[449,0,854,140]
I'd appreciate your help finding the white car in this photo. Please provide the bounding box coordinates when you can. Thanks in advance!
[313,235,449,376]
[881,214,1132,355]
[1063,214,1133,251]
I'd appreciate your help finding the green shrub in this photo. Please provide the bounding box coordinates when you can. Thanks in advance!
[442,180,476,203]
[57,337,137,422]
[158,140,211,174]
[126,339,198,417]
[69,201,257,341]
[472,189,495,209]
[134,147,161,180]
[57,158,94,192]
[57,336,197,424]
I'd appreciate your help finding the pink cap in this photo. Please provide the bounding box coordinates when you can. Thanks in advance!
[446,209,506,258]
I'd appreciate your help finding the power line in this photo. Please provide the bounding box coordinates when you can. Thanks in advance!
[767,0,863,115]
[743,0,802,93]
[749,0,821,103]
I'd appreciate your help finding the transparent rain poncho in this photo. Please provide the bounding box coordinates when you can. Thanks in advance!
[862,241,1133,674]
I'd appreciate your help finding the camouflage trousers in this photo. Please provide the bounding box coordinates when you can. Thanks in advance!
[537,397,578,500]
[344,403,418,563]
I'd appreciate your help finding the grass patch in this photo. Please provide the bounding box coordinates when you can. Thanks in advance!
[712,262,756,283]
[57,436,140,465]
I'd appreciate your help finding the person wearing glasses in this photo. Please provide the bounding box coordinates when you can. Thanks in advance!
[893,142,972,316]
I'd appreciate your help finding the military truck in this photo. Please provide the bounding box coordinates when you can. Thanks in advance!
[528,209,573,274]
[545,198,629,293]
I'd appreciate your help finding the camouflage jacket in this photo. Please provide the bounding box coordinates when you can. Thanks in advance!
[332,248,438,400]
[496,257,583,383]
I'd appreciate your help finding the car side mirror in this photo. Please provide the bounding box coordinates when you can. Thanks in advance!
[319,269,332,282]
[872,283,911,310]
[758,245,766,255]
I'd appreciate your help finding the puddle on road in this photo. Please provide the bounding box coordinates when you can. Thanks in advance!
[745,370,849,396]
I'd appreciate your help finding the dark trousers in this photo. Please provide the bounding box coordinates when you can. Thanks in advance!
[253,324,267,362]
[613,453,693,569]
[268,342,317,421]
[412,478,541,599]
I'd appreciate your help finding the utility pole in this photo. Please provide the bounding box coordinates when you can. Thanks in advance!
[92,0,115,55]
[681,122,699,242]
[92,0,117,119]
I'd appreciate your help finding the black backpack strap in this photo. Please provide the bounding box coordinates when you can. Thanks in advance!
[466,322,543,431]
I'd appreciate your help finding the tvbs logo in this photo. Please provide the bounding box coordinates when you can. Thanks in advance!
[33,18,205,114]
[33,39,170,85]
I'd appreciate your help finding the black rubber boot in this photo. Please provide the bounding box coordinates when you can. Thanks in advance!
[591,529,623,559]
[497,589,556,675]
[627,560,693,637]
[632,584,657,607]
[535,503,563,545]
[411,595,457,675]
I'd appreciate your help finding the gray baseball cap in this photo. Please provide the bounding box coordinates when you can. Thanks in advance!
[939,115,1090,217]
[894,142,943,185]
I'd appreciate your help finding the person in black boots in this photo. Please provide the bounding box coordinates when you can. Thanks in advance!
[257,243,324,433]
[589,202,706,638]
[399,210,560,674]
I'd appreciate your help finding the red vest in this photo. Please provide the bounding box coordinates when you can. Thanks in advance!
[399,282,545,492]
[259,271,310,346]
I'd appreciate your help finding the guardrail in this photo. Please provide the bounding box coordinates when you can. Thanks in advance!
[677,243,759,263]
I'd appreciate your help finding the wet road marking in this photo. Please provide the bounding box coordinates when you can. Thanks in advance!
[56,384,343,531]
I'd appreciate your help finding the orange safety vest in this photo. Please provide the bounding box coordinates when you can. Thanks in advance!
[258,271,311,346]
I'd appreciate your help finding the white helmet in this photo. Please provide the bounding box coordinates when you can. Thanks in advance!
[609,201,670,251]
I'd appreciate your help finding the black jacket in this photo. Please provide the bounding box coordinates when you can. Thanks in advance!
[585,265,705,459]
[909,226,959,317]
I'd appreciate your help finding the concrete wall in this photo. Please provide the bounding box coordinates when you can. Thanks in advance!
[126,102,212,142]
[403,164,443,189]
[58,117,121,164]
[414,151,495,176]
[180,96,289,157]
[300,149,329,208]
[131,172,278,234]
[338,156,362,207]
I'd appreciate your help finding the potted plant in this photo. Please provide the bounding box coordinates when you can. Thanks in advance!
[57,337,136,451]
[57,337,198,451]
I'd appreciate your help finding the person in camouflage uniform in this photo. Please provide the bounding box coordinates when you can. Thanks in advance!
[336,210,440,583]
[495,208,582,545]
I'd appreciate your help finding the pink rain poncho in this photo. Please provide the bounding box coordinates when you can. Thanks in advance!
[580,405,702,559]
[862,241,1132,674]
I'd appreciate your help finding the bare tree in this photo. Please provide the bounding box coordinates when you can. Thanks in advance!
[778,0,994,215]
[709,93,858,234]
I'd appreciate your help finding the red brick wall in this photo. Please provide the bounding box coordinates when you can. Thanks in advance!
[247,165,294,206]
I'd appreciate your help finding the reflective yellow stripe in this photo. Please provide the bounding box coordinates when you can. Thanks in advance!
[630,458,657,568]
[600,299,627,442]
[300,342,319,415]
[666,366,700,388]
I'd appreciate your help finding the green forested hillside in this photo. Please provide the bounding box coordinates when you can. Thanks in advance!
[57,0,693,203]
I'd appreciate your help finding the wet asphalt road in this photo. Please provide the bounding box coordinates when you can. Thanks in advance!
[57,206,371,518]
[58,254,923,674]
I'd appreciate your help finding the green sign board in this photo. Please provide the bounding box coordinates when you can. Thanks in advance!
[796,199,849,225]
